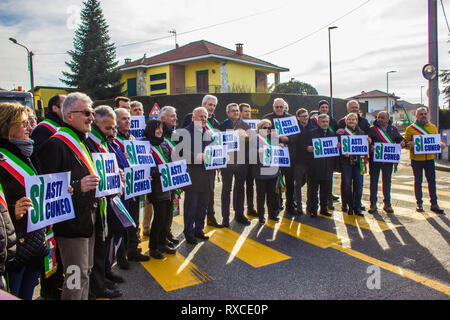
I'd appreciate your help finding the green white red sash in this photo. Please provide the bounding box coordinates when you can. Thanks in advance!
[165,137,176,153]
[88,127,109,153]
[0,148,36,186]
[205,120,216,133]
[37,118,60,134]
[256,134,272,146]
[151,146,168,164]
[410,121,431,135]
[374,125,398,172]
[343,126,367,175]
[53,127,96,175]
[44,228,57,278]
[0,183,7,210]
[114,136,127,151]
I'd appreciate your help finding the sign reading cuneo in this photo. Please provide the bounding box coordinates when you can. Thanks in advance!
[130,115,146,140]
[26,171,75,233]
[91,153,122,198]
[123,140,156,167]
[341,135,369,155]
[273,116,300,137]
[159,159,192,192]
[413,134,441,154]
[204,145,227,170]
[262,145,290,167]
[124,164,152,200]
[312,137,339,158]
[373,143,402,163]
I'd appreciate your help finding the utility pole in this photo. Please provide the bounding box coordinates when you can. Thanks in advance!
[428,0,439,128]
[328,26,337,118]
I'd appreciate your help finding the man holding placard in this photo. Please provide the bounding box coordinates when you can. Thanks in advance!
[405,107,445,214]
[368,111,405,214]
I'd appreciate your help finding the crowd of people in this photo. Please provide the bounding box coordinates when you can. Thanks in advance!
[0,92,446,300]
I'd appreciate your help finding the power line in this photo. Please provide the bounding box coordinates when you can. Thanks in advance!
[257,0,371,57]
[33,5,285,56]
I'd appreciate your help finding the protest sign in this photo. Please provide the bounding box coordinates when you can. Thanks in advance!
[212,131,240,152]
[273,116,300,137]
[130,115,146,140]
[243,119,260,131]
[158,159,192,192]
[124,165,152,200]
[413,134,442,154]
[341,135,369,155]
[262,145,290,167]
[373,143,402,163]
[123,140,156,167]
[26,171,75,233]
[92,153,122,197]
[204,145,227,170]
[312,137,339,158]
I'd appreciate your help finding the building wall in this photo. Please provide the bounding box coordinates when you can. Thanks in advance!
[120,69,139,96]
[33,87,71,112]
[147,65,170,96]
[184,60,221,92]
[357,97,397,122]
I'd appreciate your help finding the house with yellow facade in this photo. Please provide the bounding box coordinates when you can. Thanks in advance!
[118,40,289,97]
[33,86,74,110]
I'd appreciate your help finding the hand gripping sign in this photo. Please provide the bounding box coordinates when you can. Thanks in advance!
[91,153,122,198]
[272,116,300,137]
[124,164,152,200]
[26,171,75,233]
[123,140,156,167]
[312,137,339,158]
[262,145,291,167]
[341,135,369,155]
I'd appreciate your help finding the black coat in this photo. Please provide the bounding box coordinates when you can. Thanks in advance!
[182,113,221,129]
[36,123,97,238]
[30,112,63,151]
[293,123,314,166]
[305,127,338,180]
[0,193,16,276]
[147,138,172,202]
[179,123,214,193]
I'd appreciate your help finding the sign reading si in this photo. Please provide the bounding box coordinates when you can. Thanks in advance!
[123,140,156,167]
[341,135,369,155]
[212,131,240,152]
[262,146,290,167]
[130,115,146,140]
[92,153,122,197]
[26,171,75,233]
[413,134,441,154]
[272,116,300,137]
[159,159,192,192]
[204,145,227,170]
[312,137,339,158]
[124,165,152,200]
[373,143,401,163]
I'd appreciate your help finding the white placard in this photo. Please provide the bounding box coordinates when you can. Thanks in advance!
[340,135,369,155]
[273,116,300,137]
[123,140,156,167]
[262,145,290,167]
[124,165,152,200]
[92,153,122,197]
[204,145,227,170]
[158,160,192,192]
[312,137,339,158]
[243,119,260,131]
[130,115,146,140]
[373,143,401,163]
[413,134,442,154]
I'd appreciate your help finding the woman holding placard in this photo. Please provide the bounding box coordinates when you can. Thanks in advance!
[337,113,371,216]
[252,119,280,223]
[0,102,48,299]
[144,119,176,259]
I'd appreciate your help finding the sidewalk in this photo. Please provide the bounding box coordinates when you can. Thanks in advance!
[435,157,450,172]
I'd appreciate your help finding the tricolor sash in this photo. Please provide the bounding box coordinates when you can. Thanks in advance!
[0,148,36,186]
[37,118,60,134]
[113,136,127,151]
[410,121,431,135]
[88,127,109,153]
[373,125,399,171]
[343,126,367,175]
[151,146,169,164]
[44,228,57,278]
[52,127,96,175]
[256,134,272,146]
[0,183,7,210]
[205,120,216,133]
[165,137,176,153]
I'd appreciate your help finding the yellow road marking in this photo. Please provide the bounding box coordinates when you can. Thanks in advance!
[330,243,450,296]
[317,210,399,232]
[173,216,291,267]
[138,241,213,292]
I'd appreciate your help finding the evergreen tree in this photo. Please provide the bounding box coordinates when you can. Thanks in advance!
[61,0,123,100]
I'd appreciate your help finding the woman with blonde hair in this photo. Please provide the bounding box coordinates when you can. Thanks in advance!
[0,102,48,299]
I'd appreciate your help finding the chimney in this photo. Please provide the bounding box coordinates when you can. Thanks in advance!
[235,43,243,55]
[125,58,131,64]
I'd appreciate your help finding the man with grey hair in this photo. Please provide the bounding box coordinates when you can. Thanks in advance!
[36,92,100,300]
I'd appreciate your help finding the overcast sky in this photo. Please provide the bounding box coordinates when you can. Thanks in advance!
[1,0,449,106]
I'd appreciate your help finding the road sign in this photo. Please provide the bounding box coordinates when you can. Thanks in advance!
[149,103,160,119]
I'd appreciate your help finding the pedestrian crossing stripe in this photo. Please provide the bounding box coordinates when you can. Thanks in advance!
[138,241,213,292]
[172,216,291,268]
[317,210,399,232]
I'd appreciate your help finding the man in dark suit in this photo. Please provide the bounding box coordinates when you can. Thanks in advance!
[180,107,215,244]
[305,114,340,217]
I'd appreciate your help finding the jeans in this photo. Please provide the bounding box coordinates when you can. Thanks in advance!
[411,159,437,206]
[7,263,41,300]
[340,164,363,211]
[183,191,210,238]
[369,161,394,205]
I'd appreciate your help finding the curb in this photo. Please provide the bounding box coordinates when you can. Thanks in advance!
[436,165,450,172]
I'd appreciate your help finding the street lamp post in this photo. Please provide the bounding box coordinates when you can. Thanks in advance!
[9,38,34,100]
[328,26,338,118]
[421,85,425,105]
[386,70,397,116]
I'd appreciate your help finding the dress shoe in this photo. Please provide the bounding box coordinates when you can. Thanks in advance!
[207,219,224,228]
[341,205,348,213]
[310,212,317,218]
[105,279,119,291]
[368,204,377,214]
[258,218,266,224]
[159,245,176,254]
[354,209,364,217]
[347,209,353,215]
[235,217,251,225]
[383,205,394,214]
[185,236,198,245]
[269,215,280,222]
[332,194,340,201]
[117,257,130,270]
[285,207,299,216]
[416,205,424,213]
[167,235,180,245]
[247,208,258,217]
[194,233,210,240]
[105,271,124,283]
[360,206,366,211]
[149,248,164,259]
[320,210,332,217]
[127,250,150,262]
[430,205,445,214]
[97,288,123,299]
[327,203,335,211]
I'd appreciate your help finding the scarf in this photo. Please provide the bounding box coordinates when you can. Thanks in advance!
[10,138,34,158]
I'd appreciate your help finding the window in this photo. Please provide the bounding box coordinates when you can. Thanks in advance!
[150,73,167,81]
[150,83,167,91]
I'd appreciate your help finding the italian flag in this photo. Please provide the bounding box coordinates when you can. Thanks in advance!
[44,228,57,278]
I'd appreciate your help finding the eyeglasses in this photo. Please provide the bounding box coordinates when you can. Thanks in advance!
[261,126,271,130]
[20,120,32,128]
[71,109,95,117]
[274,105,284,109]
